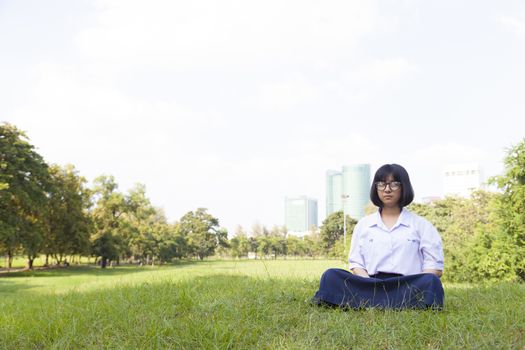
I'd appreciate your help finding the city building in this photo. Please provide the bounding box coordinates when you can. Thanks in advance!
[325,164,371,220]
[443,163,482,197]
[284,196,318,235]
[326,170,343,217]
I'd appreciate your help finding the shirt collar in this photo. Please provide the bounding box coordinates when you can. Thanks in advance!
[369,207,412,228]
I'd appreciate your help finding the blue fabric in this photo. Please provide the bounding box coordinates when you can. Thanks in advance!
[313,268,444,310]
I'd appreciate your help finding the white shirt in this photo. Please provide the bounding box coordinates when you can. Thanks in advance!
[348,208,444,276]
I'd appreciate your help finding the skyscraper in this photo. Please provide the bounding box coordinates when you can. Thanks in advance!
[326,164,371,220]
[284,196,318,234]
[343,164,371,220]
[326,170,343,217]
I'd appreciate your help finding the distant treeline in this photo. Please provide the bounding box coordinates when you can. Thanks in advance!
[1,123,524,282]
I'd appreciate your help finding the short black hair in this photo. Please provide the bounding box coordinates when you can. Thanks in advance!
[370,164,414,208]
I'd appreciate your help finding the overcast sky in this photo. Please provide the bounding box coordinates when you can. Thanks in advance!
[2,0,525,234]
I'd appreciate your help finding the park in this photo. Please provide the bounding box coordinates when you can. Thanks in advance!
[1,123,525,349]
[1,259,524,348]
[2,1,525,347]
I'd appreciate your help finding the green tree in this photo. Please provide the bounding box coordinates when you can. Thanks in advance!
[90,175,127,268]
[409,192,496,282]
[43,164,92,266]
[302,234,323,258]
[319,211,357,256]
[269,235,287,259]
[257,236,271,258]
[179,208,221,260]
[230,226,250,258]
[251,222,267,237]
[470,139,525,281]
[0,123,50,268]
[248,236,259,258]
[123,183,159,264]
[286,236,306,256]
[160,222,189,260]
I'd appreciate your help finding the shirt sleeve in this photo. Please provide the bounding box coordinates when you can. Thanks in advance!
[419,219,445,271]
[348,220,366,271]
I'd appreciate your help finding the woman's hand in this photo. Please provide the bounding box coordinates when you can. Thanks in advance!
[352,267,370,278]
[423,269,443,277]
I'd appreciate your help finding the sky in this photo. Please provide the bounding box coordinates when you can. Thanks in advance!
[2,0,525,234]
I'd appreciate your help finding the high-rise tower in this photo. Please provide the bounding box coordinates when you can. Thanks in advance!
[284,196,318,234]
[326,164,371,220]
[342,164,371,220]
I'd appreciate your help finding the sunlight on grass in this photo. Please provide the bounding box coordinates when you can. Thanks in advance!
[0,259,347,296]
[1,260,524,349]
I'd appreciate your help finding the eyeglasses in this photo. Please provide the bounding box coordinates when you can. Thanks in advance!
[375,181,401,191]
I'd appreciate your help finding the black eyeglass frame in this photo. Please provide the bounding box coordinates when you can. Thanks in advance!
[375,181,402,191]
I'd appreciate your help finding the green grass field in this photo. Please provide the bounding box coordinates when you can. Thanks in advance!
[0,260,524,349]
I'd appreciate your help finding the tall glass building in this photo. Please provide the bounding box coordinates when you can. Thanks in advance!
[326,170,343,217]
[326,164,371,220]
[343,164,371,219]
[284,196,318,234]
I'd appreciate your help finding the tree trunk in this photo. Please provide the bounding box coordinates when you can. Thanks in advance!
[45,254,49,267]
[101,256,108,268]
[7,251,13,269]
[27,258,34,269]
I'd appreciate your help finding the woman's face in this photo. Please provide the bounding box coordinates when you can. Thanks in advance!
[377,174,402,208]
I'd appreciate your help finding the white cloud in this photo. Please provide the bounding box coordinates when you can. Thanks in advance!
[354,57,419,84]
[257,75,319,110]
[404,142,486,166]
[75,0,379,71]
[496,15,525,37]
[10,63,225,188]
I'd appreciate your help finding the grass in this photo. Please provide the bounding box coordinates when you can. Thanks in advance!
[0,259,524,349]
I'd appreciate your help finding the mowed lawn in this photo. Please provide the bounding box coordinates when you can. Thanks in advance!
[0,260,524,349]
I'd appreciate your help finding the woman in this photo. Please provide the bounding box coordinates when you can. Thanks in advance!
[313,164,445,309]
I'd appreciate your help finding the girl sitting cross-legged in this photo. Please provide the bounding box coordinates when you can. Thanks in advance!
[313,163,445,309]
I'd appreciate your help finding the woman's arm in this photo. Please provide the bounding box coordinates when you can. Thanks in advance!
[348,221,368,273]
[419,219,445,276]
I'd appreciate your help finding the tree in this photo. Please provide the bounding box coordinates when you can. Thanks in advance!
[251,222,267,237]
[179,208,221,260]
[470,139,525,281]
[269,235,287,259]
[257,236,271,258]
[319,211,357,256]
[286,236,306,256]
[160,222,188,260]
[0,123,50,268]
[90,175,127,268]
[230,225,250,258]
[43,164,92,266]
[248,236,259,258]
[408,191,497,282]
[123,183,159,264]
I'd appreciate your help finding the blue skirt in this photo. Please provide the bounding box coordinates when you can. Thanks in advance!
[313,268,444,310]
